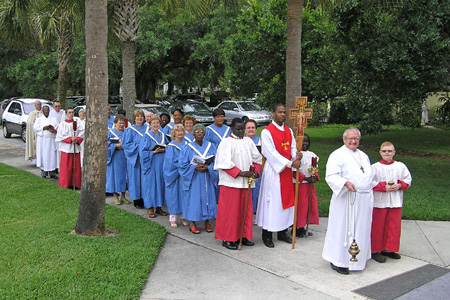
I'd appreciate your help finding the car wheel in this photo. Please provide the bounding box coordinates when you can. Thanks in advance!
[21,127,26,143]
[3,123,11,138]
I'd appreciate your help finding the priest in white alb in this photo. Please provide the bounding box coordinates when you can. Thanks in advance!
[322,127,373,275]
[33,105,58,179]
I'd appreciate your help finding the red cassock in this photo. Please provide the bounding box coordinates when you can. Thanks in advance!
[294,172,320,228]
[215,165,260,242]
[371,207,402,253]
[59,137,83,188]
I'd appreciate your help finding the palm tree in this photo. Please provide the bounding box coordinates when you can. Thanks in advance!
[113,0,139,119]
[0,0,83,108]
[76,0,108,235]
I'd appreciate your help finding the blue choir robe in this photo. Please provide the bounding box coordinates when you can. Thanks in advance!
[183,132,194,145]
[122,124,146,200]
[108,115,115,130]
[140,129,167,208]
[179,141,218,221]
[163,140,186,215]
[162,122,174,135]
[106,129,127,193]
[205,124,231,149]
[249,136,262,213]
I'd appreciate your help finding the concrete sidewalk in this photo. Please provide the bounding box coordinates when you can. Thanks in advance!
[1,134,449,299]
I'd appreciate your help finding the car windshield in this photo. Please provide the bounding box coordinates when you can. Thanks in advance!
[239,102,261,111]
[184,103,211,113]
[143,107,170,116]
[23,103,36,114]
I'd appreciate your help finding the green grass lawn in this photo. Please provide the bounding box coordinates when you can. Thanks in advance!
[257,124,450,220]
[0,164,166,299]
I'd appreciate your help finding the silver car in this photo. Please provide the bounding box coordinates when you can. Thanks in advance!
[214,101,273,126]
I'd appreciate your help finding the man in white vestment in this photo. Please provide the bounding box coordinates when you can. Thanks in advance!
[322,127,373,275]
[255,104,301,248]
[25,100,42,163]
[33,106,58,179]
[49,101,66,124]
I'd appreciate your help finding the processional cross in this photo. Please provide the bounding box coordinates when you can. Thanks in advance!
[288,96,313,249]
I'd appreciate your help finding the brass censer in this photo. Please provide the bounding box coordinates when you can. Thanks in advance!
[348,239,360,262]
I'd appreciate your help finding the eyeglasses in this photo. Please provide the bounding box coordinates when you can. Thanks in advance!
[345,137,360,141]
[381,150,394,153]
[54,105,61,108]
[194,130,205,134]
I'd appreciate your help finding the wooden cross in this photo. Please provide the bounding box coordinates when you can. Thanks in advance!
[288,96,313,149]
[288,96,313,250]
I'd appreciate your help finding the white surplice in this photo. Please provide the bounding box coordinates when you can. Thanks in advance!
[255,122,297,232]
[322,145,373,270]
[33,115,58,171]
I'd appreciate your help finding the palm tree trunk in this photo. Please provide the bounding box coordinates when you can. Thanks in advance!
[285,0,304,128]
[76,0,108,235]
[121,40,136,119]
[57,15,74,109]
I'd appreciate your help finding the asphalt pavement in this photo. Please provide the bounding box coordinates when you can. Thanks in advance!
[1,133,449,300]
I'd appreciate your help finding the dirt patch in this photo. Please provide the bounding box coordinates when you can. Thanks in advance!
[70,227,119,237]
[359,144,450,161]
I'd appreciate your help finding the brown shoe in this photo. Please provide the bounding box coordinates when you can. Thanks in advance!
[147,208,155,218]
[155,207,168,216]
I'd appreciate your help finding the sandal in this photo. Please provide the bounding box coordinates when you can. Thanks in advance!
[170,221,178,228]
[113,199,121,205]
[180,219,189,226]
[147,208,155,218]
[189,225,200,234]
[205,223,213,233]
[121,198,131,204]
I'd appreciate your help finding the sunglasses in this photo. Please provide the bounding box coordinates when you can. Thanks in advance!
[381,150,394,153]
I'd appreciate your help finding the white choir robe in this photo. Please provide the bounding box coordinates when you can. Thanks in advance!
[322,145,374,270]
[78,119,86,167]
[255,122,297,232]
[50,109,66,168]
[33,116,58,171]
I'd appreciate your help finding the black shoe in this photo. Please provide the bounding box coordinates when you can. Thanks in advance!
[238,238,255,246]
[50,174,59,179]
[262,238,274,248]
[330,263,349,275]
[41,171,47,178]
[134,200,145,209]
[222,241,238,250]
[372,252,387,263]
[381,251,401,259]
[277,232,292,244]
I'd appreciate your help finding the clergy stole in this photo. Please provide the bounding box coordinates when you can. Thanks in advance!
[265,123,295,209]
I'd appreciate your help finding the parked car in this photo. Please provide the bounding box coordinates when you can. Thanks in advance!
[1,99,12,125]
[2,98,52,142]
[214,100,273,127]
[135,104,172,120]
[209,89,230,107]
[168,101,214,125]
[171,94,205,103]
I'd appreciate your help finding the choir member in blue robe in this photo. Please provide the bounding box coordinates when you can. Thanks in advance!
[205,108,231,148]
[107,105,115,130]
[179,124,218,234]
[122,110,146,208]
[162,109,183,138]
[182,115,196,144]
[141,115,168,218]
[106,115,130,205]
[163,124,189,228]
[245,119,262,213]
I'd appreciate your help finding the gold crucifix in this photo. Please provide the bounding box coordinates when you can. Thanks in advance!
[281,141,290,150]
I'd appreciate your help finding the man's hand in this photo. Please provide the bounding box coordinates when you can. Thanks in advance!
[345,181,356,192]
[239,171,254,178]
[292,160,301,169]
[71,136,78,144]
[304,176,316,183]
